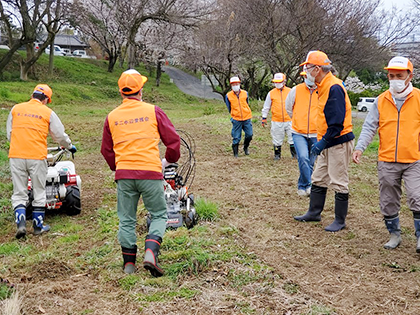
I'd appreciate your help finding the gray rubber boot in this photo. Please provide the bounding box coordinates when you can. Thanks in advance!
[243,137,252,155]
[383,216,402,250]
[414,216,420,253]
[14,204,27,239]
[143,234,164,277]
[232,144,239,158]
[325,192,348,232]
[294,185,327,222]
[274,146,281,160]
[122,245,137,274]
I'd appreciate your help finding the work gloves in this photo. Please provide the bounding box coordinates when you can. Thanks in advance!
[69,145,77,154]
[261,117,267,127]
[311,138,328,155]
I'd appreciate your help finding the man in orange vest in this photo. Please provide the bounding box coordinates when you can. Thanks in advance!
[101,69,180,276]
[286,71,318,197]
[353,56,420,252]
[262,73,296,160]
[225,76,253,157]
[294,51,355,232]
[7,84,76,239]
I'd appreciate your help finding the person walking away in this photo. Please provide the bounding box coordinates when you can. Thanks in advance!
[225,76,253,157]
[353,56,420,252]
[7,84,76,239]
[262,73,295,160]
[293,51,355,232]
[101,69,180,276]
[286,71,318,197]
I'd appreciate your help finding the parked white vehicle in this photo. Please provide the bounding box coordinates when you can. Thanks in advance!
[357,97,376,112]
[72,50,87,58]
[72,50,96,59]
[45,45,66,56]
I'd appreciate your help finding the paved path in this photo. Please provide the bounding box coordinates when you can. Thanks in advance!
[163,66,223,101]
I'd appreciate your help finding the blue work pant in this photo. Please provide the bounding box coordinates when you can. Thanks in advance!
[231,118,253,145]
[292,134,317,190]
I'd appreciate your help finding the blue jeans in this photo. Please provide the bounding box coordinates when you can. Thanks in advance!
[231,118,253,145]
[292,133,317,190]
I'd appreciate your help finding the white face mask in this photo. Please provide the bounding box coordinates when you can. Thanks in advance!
[304,78,315,87]
[274,83,284,89]
[232,85,240,92]
[305,68,317,84]
[389,79,407,94]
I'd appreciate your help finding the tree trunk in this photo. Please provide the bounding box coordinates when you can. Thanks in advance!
[48,38,55,76]
[156,60,162,87]
[0,41,22,74]
[108,54,117,72]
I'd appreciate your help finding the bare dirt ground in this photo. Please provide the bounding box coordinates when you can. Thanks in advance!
[185,119,420,315]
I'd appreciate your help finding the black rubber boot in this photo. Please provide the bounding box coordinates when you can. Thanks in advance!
[243,136,252,155]
[143,234,164,277]
[325,192,348,232]
[232,144,239,158]
[290,144,297,159]
[122,245,137,274]
[14,204,27,239]
[294,184,327,222]
[274,146,281,160]
[384,215,402,250]
[32,207,50,235]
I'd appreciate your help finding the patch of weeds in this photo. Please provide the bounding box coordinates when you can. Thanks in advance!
[409,265,420,273]
[57,234,80,244]
[119,275,141,291]
[137,287,197,303]
[195,197,219,221]
[235,301,256,314]
[0,282,14,300]
[203,105,215,115]
[218,225,239,236]
[83,243,114,266]
[229,271,259,288]
[308,304,336,315]
[0,242,34,257]
[344,231,356,240]
[52,221,83,234]
[81,310,94,315]
[283,281,300,294]
[401,226,412,236]
[383,261,405,272]
[97,208,119,235]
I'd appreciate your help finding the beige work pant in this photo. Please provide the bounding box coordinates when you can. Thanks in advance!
[312,140,354,193]
[9,158,47,209]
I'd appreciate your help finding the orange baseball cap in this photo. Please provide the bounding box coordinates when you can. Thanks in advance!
[299,50,331,67]
[272,73,285,83]
[33,84,53,103]
[118,69,148,94]
[384,56,413,72]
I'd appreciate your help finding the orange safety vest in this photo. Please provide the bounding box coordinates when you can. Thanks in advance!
[377,89,420,163]
[226,90,252,121]
[107,98,161,172]
[270,87,291,122]
[316,72,352,140]
[292,84,318,134]
[8,99,52,160]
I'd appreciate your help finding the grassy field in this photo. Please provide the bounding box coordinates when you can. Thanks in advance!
[0,53,418,315]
